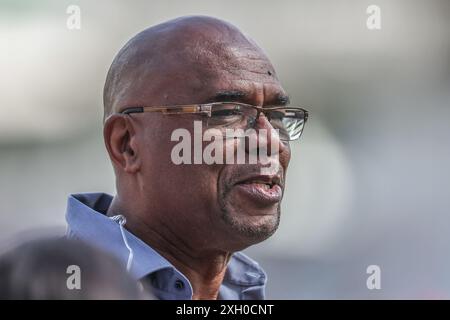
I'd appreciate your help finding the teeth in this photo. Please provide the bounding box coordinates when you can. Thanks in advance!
[250,181,273,185]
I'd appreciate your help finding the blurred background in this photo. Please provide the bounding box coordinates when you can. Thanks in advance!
[1,0,449,299]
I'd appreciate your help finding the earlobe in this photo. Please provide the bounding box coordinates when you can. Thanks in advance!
[103,115,141,173]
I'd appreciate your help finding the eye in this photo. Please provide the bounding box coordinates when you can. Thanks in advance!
[209,105,245,126]
[211,108,243,117]
[267,110,284,120]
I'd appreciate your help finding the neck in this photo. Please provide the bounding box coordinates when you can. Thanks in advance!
[107,197,231,300]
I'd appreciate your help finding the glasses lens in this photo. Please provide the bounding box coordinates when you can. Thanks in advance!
[208,103,256,128]
[268,109,306,141]
[208,104,307,141]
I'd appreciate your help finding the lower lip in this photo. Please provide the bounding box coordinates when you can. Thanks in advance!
[233,183,283,206]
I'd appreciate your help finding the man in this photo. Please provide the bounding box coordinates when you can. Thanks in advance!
[66,15,308,300]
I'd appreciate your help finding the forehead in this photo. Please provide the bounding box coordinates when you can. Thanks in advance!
[117,38,287,109]
[184,40,279,83]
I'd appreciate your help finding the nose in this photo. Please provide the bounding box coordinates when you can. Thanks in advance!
[245,113,288,157]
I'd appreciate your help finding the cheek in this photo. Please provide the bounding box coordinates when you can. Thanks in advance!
[139,120,223,211]
[164,165,221,214]
[141,121,187,166]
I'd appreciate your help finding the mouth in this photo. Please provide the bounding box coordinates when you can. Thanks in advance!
[232,175,283,207]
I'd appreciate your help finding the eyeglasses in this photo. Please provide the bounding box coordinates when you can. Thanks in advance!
[120,102,309,141]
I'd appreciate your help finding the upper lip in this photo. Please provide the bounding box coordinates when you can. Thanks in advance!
[234,174,283,189]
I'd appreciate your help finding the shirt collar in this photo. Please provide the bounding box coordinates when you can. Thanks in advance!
[65,192,267,299]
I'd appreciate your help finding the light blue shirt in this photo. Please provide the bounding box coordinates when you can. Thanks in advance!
[65,193,267,300]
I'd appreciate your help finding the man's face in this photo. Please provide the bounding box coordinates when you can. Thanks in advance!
[118,39,291,250]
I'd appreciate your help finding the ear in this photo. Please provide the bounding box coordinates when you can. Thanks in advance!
[103,114,141,173]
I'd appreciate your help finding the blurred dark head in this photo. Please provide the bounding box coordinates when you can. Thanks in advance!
[0,237,146,300]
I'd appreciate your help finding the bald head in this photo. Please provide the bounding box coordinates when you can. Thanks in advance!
[103,15,280,120]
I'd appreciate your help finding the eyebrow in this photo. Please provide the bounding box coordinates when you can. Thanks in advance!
[275,94,291,106]
[210,90,291,106]
[212,90,248,103]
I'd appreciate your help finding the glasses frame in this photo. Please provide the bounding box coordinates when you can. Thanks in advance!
[119,102,309,141]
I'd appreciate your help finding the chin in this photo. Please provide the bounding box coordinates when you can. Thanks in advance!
[220,204,281,246]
